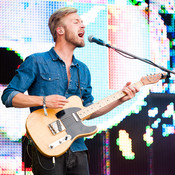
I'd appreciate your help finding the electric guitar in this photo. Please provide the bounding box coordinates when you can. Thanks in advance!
[26,73,168,157]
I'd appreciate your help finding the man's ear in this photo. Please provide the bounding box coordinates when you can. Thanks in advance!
[56,27,64,35]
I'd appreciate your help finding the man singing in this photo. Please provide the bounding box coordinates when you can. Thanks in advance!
[1,7,139,175]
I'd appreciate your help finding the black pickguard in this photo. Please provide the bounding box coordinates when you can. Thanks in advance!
[56,107,97,139]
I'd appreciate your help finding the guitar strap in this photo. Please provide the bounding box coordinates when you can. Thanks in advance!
[77,68,83,102]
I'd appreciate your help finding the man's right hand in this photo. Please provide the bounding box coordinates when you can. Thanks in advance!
[45,95,69,108]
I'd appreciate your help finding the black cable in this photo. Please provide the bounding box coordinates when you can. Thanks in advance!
[108,45,175,75]
[34,145,56,171]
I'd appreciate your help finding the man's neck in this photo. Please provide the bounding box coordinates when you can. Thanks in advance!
[54,42,75,64]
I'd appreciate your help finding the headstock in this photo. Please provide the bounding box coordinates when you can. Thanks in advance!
[141,73,169,85]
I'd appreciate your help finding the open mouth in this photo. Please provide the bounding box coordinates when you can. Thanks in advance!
[78,31,84,38]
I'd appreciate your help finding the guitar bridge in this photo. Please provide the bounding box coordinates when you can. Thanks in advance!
[49,135,72,149]
[48,119,65,135]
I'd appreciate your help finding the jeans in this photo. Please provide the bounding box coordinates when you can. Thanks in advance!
[32,148,90,175]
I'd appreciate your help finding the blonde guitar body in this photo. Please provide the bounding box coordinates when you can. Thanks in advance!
[26,73,168,158]
[26,96,97,158]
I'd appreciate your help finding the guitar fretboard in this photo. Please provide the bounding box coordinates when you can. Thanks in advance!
[77,80,144,120]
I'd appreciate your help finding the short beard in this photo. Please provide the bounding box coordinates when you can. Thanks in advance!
[76,42,85,48]
[64,27,85,48]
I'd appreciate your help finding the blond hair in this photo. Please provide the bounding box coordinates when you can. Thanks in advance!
[48,7,77,42]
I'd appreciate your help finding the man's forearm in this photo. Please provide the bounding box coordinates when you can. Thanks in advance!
[89,99,123,120]
[12,93,43,108]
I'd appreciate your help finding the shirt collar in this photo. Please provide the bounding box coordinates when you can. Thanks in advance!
[49,47,79,67]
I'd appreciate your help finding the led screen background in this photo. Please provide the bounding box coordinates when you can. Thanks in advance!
[0,0,175,174]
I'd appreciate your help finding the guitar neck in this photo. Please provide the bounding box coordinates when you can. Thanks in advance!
[77,80,144,120]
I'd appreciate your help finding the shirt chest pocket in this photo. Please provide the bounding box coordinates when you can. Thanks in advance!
[40,73,59,81]
[40,73,60,93]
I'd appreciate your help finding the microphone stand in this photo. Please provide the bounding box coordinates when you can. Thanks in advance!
[104,43,175,77]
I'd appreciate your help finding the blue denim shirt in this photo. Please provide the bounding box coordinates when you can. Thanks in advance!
[1,47,94,152]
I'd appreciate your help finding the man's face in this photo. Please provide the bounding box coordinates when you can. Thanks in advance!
[61,13,85,48]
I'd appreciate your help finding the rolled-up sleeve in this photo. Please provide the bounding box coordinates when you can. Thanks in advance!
[2,90,21,107]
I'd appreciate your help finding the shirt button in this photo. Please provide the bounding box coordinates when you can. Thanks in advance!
[49,78,51,80]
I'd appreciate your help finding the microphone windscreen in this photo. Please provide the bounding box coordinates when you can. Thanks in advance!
[88,35,94,42]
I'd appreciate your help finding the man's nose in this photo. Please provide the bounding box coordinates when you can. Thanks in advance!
[81,22,85,28]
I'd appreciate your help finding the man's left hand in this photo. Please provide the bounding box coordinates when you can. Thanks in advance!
[119,82,139,103]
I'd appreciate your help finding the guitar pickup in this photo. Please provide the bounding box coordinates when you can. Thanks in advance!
[49,135,72,149]
[48,119,65,135]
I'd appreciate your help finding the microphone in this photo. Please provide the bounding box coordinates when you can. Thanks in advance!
[88,35,111,48]
[88,35,106,46]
